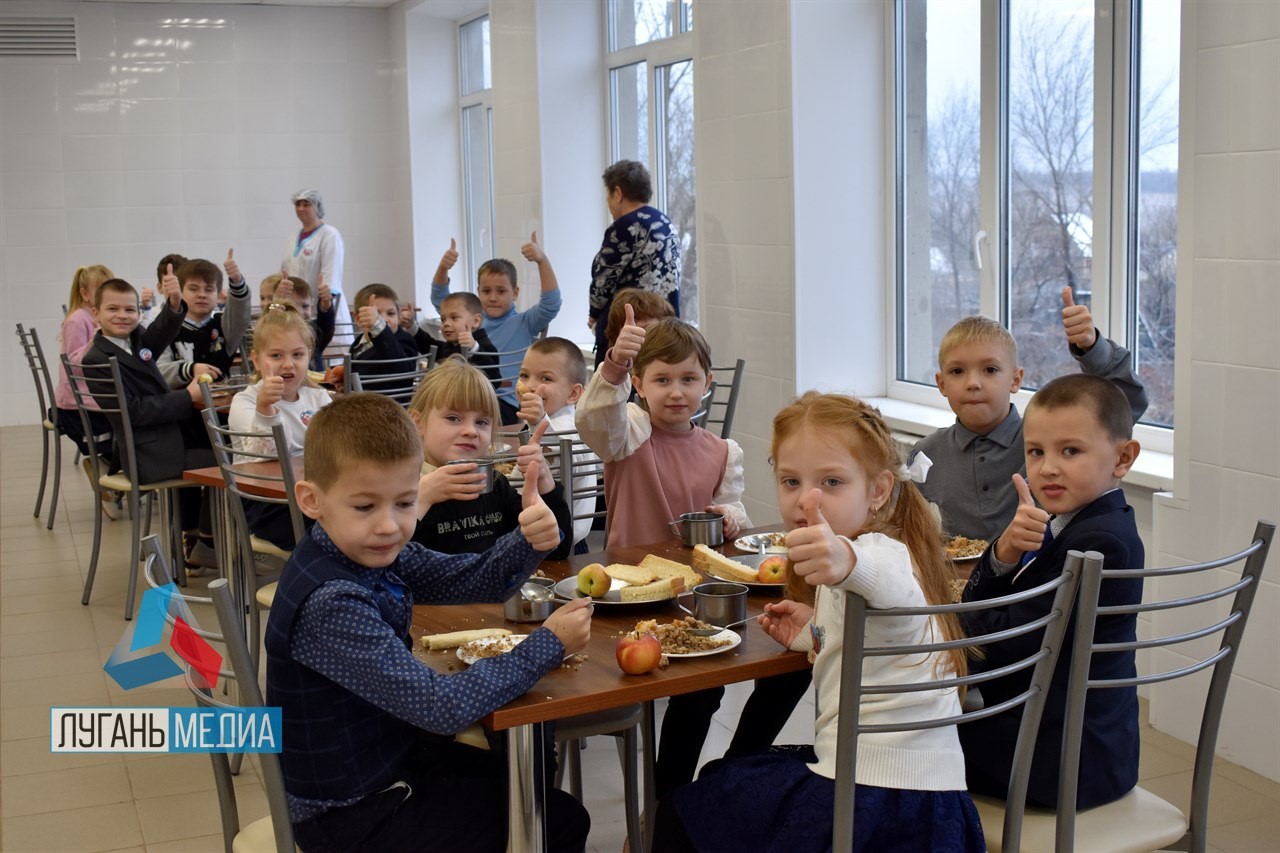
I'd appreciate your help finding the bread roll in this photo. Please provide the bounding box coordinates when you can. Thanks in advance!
[419,627,512,650]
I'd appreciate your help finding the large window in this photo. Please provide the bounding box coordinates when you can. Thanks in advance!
[459,15,494,288]
[606,0,698,321]
[895,0,1180,429]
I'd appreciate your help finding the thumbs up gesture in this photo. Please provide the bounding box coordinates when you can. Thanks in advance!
[784,489,855,587]
[275,274,295,304]
[162,263,181,310]
[994,474,1051,564]
[316,273,332,311]
[611,303,646,364]
[438,238,459,275]
[521,231,545,264]
[517,451,561,552]
[224,248,241,283]
[516,419,554,494]
[140,287,155,309]
[256,375,286,416]
[1061,286,1097,351]
[517,383,547,426]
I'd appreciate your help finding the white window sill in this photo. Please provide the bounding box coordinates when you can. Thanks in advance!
[868,397,1174,493]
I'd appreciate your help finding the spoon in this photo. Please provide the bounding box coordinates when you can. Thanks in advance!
[689,613,766,636]
[521,582,555,603]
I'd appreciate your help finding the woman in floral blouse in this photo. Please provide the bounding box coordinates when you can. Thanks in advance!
[589,160,681,365]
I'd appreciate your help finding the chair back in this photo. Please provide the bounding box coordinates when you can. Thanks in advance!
[705,358,746,439]
[200,406,305,545]
[191,577,295,853]
[64,355,140,490]
[691,381,716,430]
[832,552,1092,852]
[16,324,57,423]
[1053,521,1274,852]
[197,378,252,416]
[470,347,526,397]
[343,352,430,405]
[555,435,607,545]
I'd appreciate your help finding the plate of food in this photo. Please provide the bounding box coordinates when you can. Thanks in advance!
[638,617,742,658]
[734,531,788,554]
[554,558,701,605]
[456,634,529,665]
[691,545,787,589]
[946,535,989,563]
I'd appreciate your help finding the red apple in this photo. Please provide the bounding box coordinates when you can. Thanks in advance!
[577,563,611,598]
[757,555,788,584]
[616,631,662,675]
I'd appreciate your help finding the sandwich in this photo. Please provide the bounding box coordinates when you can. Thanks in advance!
[691,544,759,584]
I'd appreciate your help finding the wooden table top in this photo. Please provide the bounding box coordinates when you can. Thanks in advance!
[411,534,810,731]
[183,458,303,499]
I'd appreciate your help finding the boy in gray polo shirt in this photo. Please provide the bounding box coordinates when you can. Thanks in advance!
[909,287,1147,542]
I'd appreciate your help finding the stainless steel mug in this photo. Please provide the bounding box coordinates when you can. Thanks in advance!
[446,458,495,494]
[503,577,557,622]
[676,582,748,628]
[668,511,725,547]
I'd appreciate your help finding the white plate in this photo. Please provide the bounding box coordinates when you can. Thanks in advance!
[734,533,788,554]
[664,629,743,659]
[702,553,787,589]
[552,576,677,606]
[457,635,528,665]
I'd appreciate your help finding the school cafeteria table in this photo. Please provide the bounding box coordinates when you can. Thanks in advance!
[411,533,809,853]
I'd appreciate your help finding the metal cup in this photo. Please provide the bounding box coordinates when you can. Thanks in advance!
[446,458,495,494]
[503,577,557,622]
[668,511,725,548]
[676,582,748,629]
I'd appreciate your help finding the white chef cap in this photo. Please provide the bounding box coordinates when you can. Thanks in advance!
[291,189,325,219]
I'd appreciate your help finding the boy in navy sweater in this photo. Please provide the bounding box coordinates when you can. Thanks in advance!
[265,393,590,851]
[959,373,1144,809]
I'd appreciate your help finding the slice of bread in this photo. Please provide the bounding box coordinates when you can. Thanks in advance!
[640,554,703,588]
[419,627,512,650]
[619,576,686,602]
[691,544,758,584]
[604,563,658,586]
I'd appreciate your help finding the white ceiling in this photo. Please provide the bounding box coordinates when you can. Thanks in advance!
[56,0,403,7]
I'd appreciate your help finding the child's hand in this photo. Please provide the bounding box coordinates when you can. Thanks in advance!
[1061,286,1097,351]
[399,302,416,329]
[706,504,741,539]
[162,263,181,310]
[785,489,856,587]
[224,248,241,283]
[316,275,332,311]
[520,230,545,264]
[419,462,487,508]
[517,384,546,426]
[544,596,592,655]
[517,453,561,551]
[356,305,378,334]
[458,326,475,350]
[275,275,295,304]
[191,363,222,384]
[994,474,1050,565]
[611,304,646,364]
[140,287,154,309]
[760,600,814,649]
[516,421,555,493]
[438,238,459,274]
[257,375,285,416]
[185,375,204,403]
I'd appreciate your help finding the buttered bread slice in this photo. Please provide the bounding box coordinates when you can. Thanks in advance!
[691,545,758,584]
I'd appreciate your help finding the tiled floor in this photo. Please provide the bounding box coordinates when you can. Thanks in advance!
[2,423,1279,852]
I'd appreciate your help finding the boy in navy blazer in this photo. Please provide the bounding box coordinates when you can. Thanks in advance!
[82,278,217,570]
[959,373,1144,810]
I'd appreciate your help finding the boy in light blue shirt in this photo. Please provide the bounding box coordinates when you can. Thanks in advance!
[430,234,562,425]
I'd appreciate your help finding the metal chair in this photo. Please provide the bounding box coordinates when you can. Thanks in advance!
[705,358,746,439]
[974,521,1275,853]
[832,552,1091,852]
[200,394,305,675]
[193,577,296,853]
[554,706,646,853]
[343,352,431,406]
[555,434,607,550]
[16,323,65,528]
[470,347,526,398]
[690,382,716,430]
[65,355,196,619]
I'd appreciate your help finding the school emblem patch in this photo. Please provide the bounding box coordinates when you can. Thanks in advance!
[139,348,153,362]
[301,411,314,426]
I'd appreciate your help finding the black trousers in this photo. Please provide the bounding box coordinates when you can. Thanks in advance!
[293,739,589,853]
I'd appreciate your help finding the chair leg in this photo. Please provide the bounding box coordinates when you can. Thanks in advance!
[81,479,106,607]
[621,727,644,853]
[124,490,143,620]
[34,427,50,519]
[46,431,62,530]
[566,738,583,800]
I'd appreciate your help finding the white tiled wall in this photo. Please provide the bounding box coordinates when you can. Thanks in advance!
[1,1,411,425]
[695,0,795,526]
[1149,0,1280,781]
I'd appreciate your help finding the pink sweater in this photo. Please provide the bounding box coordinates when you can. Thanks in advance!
[55,307,99,411]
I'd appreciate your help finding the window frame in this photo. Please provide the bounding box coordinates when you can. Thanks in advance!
[457,13,495,289]
[886,0,1175,454]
